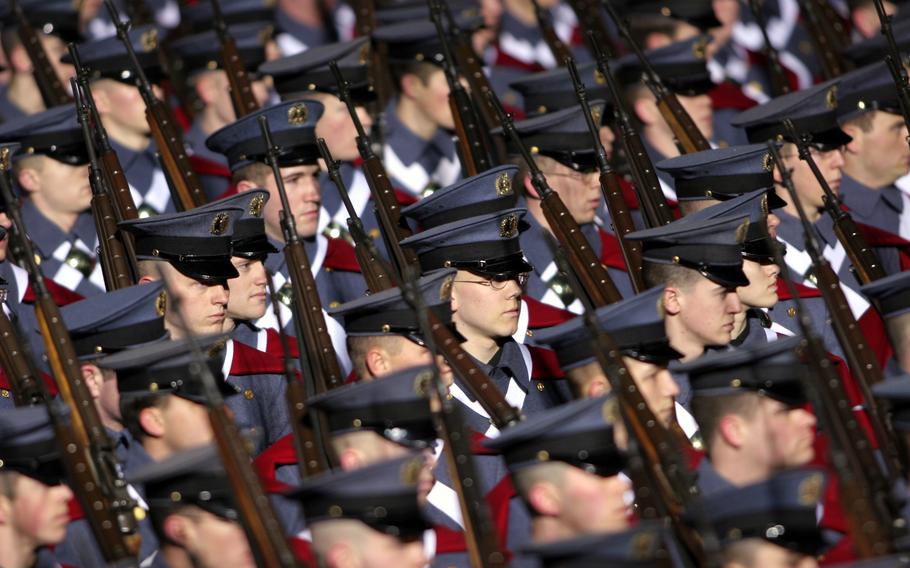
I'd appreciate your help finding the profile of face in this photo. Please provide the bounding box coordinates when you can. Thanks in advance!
[315,519,428,568]
[739,396,817,470]
[451,271,523,346]
[677,93,714,141]
[534,156,601,225]
[724,538,819,568]
[736,258,780,309]
[0,474,73,548]
[336,434,437,505]
[143,263,229,340]
[226,257,269,322]
[17,156,93,216]
[143,395,216,454]
[777,144,844,213]
[667,273,743,350]
[623,357,679,428]
[555,467,632,535]
[404,67,455,131]
[199,71,270,127]
[843,111,910,187]
[92,79,157,139]
[165,507,256,568]
[251,164,322,241]
[316,95,373,162]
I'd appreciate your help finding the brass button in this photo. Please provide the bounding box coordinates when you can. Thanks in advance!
[0,389,8,398]
[536,450,550,461]
[787,307,796,317]
[536,382,545,392]
[526,330,533,337]
[329,301,340,309]
[243,389,254,400]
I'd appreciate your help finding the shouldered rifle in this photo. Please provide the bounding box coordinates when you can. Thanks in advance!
[873,0,910,150]
[602,1,711,155]
[783,120,887,285]
[331,62,420,277]
[264,270,330,478]
[591,35,674,228]
[565,0,614,62]
[74,78,137,291]
[0,147,141,564]
[428,0,494,176]
[566,55,644,292]
[769,142,906,555]
[350,0,392,110]
[488,90,623,306]
[159,277,302,567]
[795,0,849,80]
[258,116,343,392]
[211,0,260,118]
[104,0,207,211]
[0,307,48,407]
[747,0,791,97]
[400,264,507,568]
[532,0,572,66]
[317,138,396,293]
[9,0,71,108]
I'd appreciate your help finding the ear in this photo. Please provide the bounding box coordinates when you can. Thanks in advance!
[633,97,659,127]
[193,72,219,106]
[162,513,192,547]
[16,166,41,195]
[138,406,166,439]
[399,72,423,100]
[82,364,104,400]
[522,174,540,200]
[325,541,358,568]
[586,377,610,398]
[0,491,12,525]
[662,286,682,316]
[338,447,364,471]
[840,123,861,154]
[364,348,389,378]
[138,274,158,285]
[236,180,258,194]
[717,413,746,449]
[526,480,562,517]
[8,44,31,73]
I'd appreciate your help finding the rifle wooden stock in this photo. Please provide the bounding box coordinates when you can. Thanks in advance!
[0,149,141,564]
[796,0,849,79]
[566,56,644,292]
[747,0,791,97]
[532,0,572,65]
[0,308,47,407]
[489,91,623,306]
[318,138,396,293]
[873,0,910,152]
[10,0,71,108]
[104,0,207,211]
[212,0,260,118]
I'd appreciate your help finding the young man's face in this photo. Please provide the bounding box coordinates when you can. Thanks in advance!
[315,93,373,162]
[2,474,73,547]
[226,257,268,322]
[93,79,155,139]
[18,156,92,215]
[172,507,256,568]
[336,433,436,503]
[843,111,910,187]
[677,93,714,141]
[157,264,230,339]
[406,67,455,131]
[258,163,322,241]
[0,212,11,262]
[674,274,743,349]
[739,396,817,470]
[537,156,601,225]
[557,467,632,535]
[451,271,523,345]
[623,357,679,429]
[151,395,216,454]
[777,144,844,213]
[737,258,780,309]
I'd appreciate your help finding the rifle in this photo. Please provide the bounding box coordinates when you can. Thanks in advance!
[796,0,849,80]
[783,121,887,285]
[73,78,137,291]
[9,0,71,108]
[0,302,48,407]
[591,35,674,228]
[400,265,507,568]
[549,239,716,568]
[331,62,420,276]
[603,1,712,155]
[565,0,614,62]
[488,90,623,306]
[317,138,396,293]
[873,0,910,151]
[532,0,572,66]
[350,0,391,110]
[0,147,141,564]
[768,141,905,556]
[104,0,208,211]
[746,0,791,97]
[566,56,644,292]
[428,0,494,176]
[257,116,344,393]
[158,276,302,567]
[211,0,260,118]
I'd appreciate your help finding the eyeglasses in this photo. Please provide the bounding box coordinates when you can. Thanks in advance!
[453,273,530,290]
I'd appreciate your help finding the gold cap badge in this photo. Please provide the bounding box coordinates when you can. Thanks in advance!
[155,291,167,317]
[141,29,158,52]
[210,212,230,235]
[825,85,838,110]
[734,219,750,244]
[248,193,265,217]
[499,214,519,238]
[762,152,774,172]
[287,103,308,126]
[439,274,455,301]
[495,172,513,197]
[413,369,433,396]
[798,472,824,505]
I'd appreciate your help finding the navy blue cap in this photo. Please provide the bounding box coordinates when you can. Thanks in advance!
[100,334,239,403]
[655,143,786,206]
[119,206,245,282]
[286,453,430,538]
[620,0,721,30]
[492,101,608,172]
[129,444,238,521]
[682,189,782,262]
[308,365,437,448]
[731,81,852,147]
[327,268,456,343]
[62,25,165,85]
[170,22,272,78]
[372,14,483,67]
[615,36,714,95]
[835,62,903,121]
[0,403,68,486]
[675,335,808,405]
[181,0,275,32]
[860,270,910,319]
[259,37,374,103]
[509,62,613,118]
[696,467,828,556]
[60,282,168,361]
[193,189,277,259]
[0,0,81,43]
[484,394,625,475]
[0,104,88,165]
[844,18,910,67]
[625,215,750,287]
[401,165,518,229]
[522,520,669,567]
[400,208,534,278]
[872,374,910,432]
[534,286,681,370]
[206,100,324,171]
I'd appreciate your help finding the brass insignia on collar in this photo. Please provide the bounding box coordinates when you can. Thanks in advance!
[439,274,454,301]
[798,472,824,506]
[760,193,769,216]
[692,36,708,60]
[499,214,519,238]
[593,69,606,85]
[734,219,750,244]
[287,103,308,126]
[210,212,230,235]
[141,29,158,52]
[400,457,423,485]
[825,85,838,110]
[248,194,265,217]
[413,369,433,396]
[495,172,513,197]
[762,152,774,172]
[155,291,167,317]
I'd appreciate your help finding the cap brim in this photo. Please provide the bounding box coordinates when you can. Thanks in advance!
[171,258,240,282]
[701,264,750,288]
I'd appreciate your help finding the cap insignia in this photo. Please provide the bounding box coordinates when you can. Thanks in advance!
[0,146,9,171]
[734,220,750,244]
[413,369,433,396]
[591,106,602,125]
[762,152,774,172]
[141,29,158,52]
[155,291,167,317]
[358,43,371,65]
[495,172,513,197]
[499,214,519,238]
[287,103,309,126]
[248,194,265,217]
[399,457,422,485]
[210,212,230,235]
[825,85,838,110]
[760,193,769,216]
[692,36,708,60]
[593,69,606,85]
[439,274,454,301]
[602,397,620,424]
[798,472,824,505]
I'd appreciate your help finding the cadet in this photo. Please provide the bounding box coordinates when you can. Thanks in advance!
[129,444,257,568]
[0,105,102,297]
[372,19,463,198]
[64,25,176,216]
[288,454,430,568]
[872,375,910,487]
[169,23,272,201]
[860,270,910,376]
[0,405,75,568]
[677,336,816,497]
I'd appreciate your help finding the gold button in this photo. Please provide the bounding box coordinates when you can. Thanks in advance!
[325,267,333,272]
[353,418,362,427]
[526,330,533,337]
[730,378,742,387]
[0,389,8,398]
[787,307,796,317]
[133,507,146,521]
[536,450,550,461]
[672,255,680,264]
[536,382,545,392]
[329,301,340,309]
[243,389,254,400]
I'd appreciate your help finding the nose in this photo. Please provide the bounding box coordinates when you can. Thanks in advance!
[828,148,845,169]
[799,408,817,429]
[726,290,743,314]
[658,369,680,398]
[356,105,373,131]
[212,284,229,306]
[503,278,522,298]
[56,483,75,502]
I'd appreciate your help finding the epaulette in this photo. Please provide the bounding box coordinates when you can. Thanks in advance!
[22,278,84,306]
[323,237,362,273]
[617,175,640,209]
[775,277,822,300]
[229,340,285,376]
[262,327,300,360]
[252,434,296,494]
[189,154,232,179]
[523,295,576,329]
[393,187,419,207]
